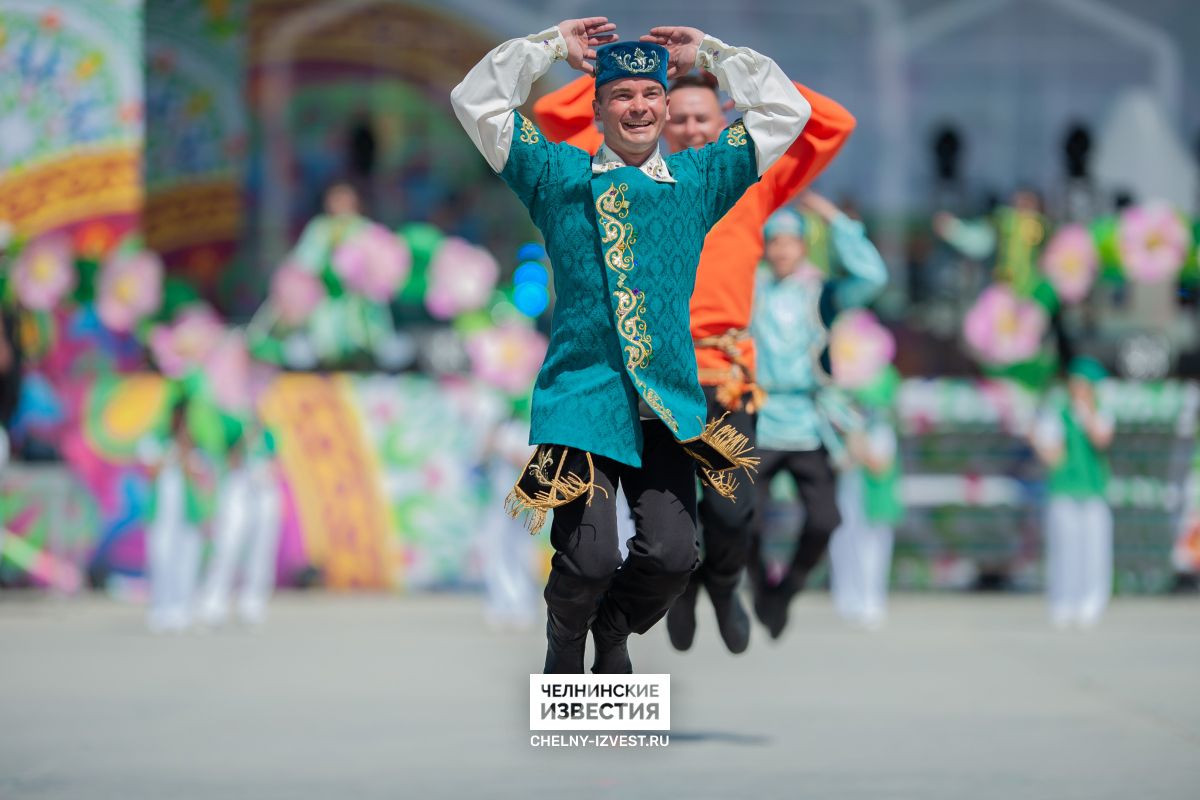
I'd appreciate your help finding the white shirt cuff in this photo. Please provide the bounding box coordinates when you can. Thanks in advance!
[533,27,568,62]
[696,35,730,71]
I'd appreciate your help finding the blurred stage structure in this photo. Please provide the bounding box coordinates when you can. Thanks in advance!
[1,1,1199,594]
[4,1,1200,306]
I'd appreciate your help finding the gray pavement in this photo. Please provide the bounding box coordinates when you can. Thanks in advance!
[1,592,1198,799]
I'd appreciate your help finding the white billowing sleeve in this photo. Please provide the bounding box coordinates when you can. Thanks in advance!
[697,36,811,176]
[450,27,568,173]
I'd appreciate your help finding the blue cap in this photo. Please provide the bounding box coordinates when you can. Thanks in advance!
[764,208,806,241]
[594,42,669,91]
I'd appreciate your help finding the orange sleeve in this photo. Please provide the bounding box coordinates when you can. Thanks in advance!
[753,82,857,214]
[690,82,856,384]
[531,75,603,155]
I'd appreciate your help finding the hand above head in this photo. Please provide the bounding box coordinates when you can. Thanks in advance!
[640,26,706,78]
[931,211,957,237]
[799,191,841,223]
[557,17,618,75]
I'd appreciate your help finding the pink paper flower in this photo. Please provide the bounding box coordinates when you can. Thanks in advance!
[425,237,501,320]
[270,262,325,326]
[149,305,224,378]
[204,330,251,413]
[464,322,548,395]
[963,285,1047,366]
[13,234,76,311]
[829,309,896,389]
[97,250,163,332]
[1040,224,1097,303]
[331,223,411,302]
[1118,204,1190,284]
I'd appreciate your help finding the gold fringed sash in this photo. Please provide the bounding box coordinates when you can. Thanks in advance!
[694,329,766,414]
[681,414,761,501]
[505,445,608,534]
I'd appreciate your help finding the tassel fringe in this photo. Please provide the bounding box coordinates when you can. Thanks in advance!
[693,414,761,473]
[504,449,607,534]
[699,468,741,500]
[682,413,760,503]
[505,487,551,534]
[713,378,767,415]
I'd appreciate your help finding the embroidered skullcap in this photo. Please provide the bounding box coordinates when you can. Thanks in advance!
[764,208,806,241]
[594,42,669,90]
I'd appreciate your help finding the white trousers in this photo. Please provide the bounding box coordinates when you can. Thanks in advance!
[199,464,283,625]
[1045,495,1113,627]
[829,470,894,627]
[479,465,539,628]
[147,465,202,632]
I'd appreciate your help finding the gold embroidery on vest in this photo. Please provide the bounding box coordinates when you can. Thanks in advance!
[726,121,747,147]
[595,182,679,433]
[519,115,541,145]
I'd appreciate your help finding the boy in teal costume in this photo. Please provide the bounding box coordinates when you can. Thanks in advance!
[452,17,810,672]
[748,201,888,638]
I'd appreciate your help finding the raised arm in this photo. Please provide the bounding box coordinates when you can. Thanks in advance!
[755,83,856,214]
[642,27,811,176]
[1076,400,1115,451]
[450,18,615,173]
[933,212,997,260]
[803,192,888,310]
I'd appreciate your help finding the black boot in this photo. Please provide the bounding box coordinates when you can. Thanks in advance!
[764,586,791,640]
[666,577,701,652]
[707,585,750,654]
[753,573,801,642]
[543,616,586,674]
[591,609,633,674]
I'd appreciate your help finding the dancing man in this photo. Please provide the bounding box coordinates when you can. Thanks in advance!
[452,17,810,672]
[532,59,855,655]
[749,194,888,638]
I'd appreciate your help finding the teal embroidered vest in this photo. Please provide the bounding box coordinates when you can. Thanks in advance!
[500,113,758,467]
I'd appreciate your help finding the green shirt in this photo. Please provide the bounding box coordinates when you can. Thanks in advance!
[860,417,904,525]
[1036,396,1111,498]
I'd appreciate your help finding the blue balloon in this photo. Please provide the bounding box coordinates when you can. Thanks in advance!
[517,242,547,262]
[514,261,549,287]
[513,283,549,317]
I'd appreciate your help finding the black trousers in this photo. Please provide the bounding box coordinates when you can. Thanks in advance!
[690,385,757,593]
[544,420,700,641]
[748,447,841,594]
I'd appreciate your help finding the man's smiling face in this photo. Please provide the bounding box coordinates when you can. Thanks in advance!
[594,77,669,164]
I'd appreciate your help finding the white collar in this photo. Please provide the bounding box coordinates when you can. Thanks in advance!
[591,143,676,184]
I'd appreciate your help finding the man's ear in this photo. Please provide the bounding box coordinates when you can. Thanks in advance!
[664,93,670,122]
[593,97,601,123]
